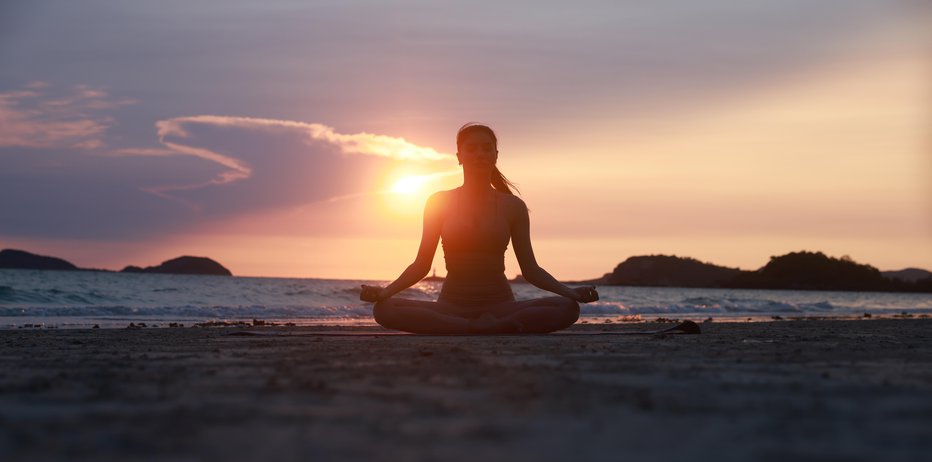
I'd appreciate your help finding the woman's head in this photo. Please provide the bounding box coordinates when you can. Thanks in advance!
[455,123,518,195]
[457,123,498,155]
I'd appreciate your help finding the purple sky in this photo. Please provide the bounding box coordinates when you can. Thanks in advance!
[1,1,929,278]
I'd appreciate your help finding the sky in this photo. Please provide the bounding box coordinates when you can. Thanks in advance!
[1,0,930,280]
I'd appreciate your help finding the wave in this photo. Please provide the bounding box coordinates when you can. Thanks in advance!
[580,299,855,316]
[3,270,930,325]
[0,304,375,319]
[0,286,63,304]
[0,287,119,305]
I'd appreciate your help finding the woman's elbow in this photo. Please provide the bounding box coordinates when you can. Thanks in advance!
[411,264,431,280]
[519,266,546,284]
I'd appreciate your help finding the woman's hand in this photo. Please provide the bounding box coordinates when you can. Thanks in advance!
[572,286,599,303]
[360,285,384,302]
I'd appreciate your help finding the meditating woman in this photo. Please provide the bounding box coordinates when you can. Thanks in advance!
[360,123,599,334]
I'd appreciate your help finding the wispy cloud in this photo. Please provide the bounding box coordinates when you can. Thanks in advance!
[156,115,452,161]
[0,82,135,150]
[0,87,457,239]
[139,115,455,206]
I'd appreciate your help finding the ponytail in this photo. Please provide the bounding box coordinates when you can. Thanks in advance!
[491,166,519,195]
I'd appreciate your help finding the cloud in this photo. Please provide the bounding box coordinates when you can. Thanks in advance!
[0,95,456,239]
[136,115,455,210]
[157,116,451,161]
[0,82,135,150]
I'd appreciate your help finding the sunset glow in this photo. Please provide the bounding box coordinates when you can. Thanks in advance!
[0,1,929,279]
[391,176,427,195]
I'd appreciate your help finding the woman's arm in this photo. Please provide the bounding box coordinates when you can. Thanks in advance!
[509,198,598,302]
[363,192,445,302]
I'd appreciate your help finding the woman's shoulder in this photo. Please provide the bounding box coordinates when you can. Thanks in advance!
[424,188,458,210]
[496,191,528,212]
[427,188,458,202]
[426,188,527,210]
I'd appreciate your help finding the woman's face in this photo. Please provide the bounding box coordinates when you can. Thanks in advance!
[457,131,497,168]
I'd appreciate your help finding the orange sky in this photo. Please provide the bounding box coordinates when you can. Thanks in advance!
[1,2,930,280]
[191,50,930,279]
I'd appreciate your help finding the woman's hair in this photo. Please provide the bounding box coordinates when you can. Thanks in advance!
[456,123,519,195]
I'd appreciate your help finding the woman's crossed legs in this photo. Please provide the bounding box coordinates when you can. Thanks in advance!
[373,296,580,334]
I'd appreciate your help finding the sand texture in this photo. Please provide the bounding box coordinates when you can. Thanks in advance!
[1,319,931,461]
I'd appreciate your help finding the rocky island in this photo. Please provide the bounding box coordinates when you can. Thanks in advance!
[0,249,232,276]
[121,256,232,276]
[574,251,932,293]
[0,249,80,271]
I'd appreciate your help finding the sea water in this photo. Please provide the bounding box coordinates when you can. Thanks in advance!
[1,269,930,328]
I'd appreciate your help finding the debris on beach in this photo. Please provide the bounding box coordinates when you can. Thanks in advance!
[193,319,283,328]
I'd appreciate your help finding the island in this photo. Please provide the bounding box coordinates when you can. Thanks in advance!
[0,249,79,271]
[0,249,232,276]
[572,251,932,293]
[121,256,232,276]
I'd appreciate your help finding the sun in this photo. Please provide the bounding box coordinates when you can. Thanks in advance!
[382,174,433,218]
[391,176,426,195]
[381,170,460,217]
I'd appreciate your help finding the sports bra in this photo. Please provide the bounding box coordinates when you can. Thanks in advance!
[437,190,515,307]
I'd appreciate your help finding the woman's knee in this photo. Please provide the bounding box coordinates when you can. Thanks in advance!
[562,297,581,324]
[372,299,396,328]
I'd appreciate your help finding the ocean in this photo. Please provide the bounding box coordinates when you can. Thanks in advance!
[1,269,930,328]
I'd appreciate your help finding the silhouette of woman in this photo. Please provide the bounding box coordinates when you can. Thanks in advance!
[360,123,598,334]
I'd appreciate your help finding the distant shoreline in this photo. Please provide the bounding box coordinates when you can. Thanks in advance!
[4,266,932,296]
[3,248,930,293]
[0,249,231,276]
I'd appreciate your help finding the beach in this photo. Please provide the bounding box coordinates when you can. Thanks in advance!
[1,319,930,461]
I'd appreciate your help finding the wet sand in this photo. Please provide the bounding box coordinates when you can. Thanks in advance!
[1,319,931,461]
